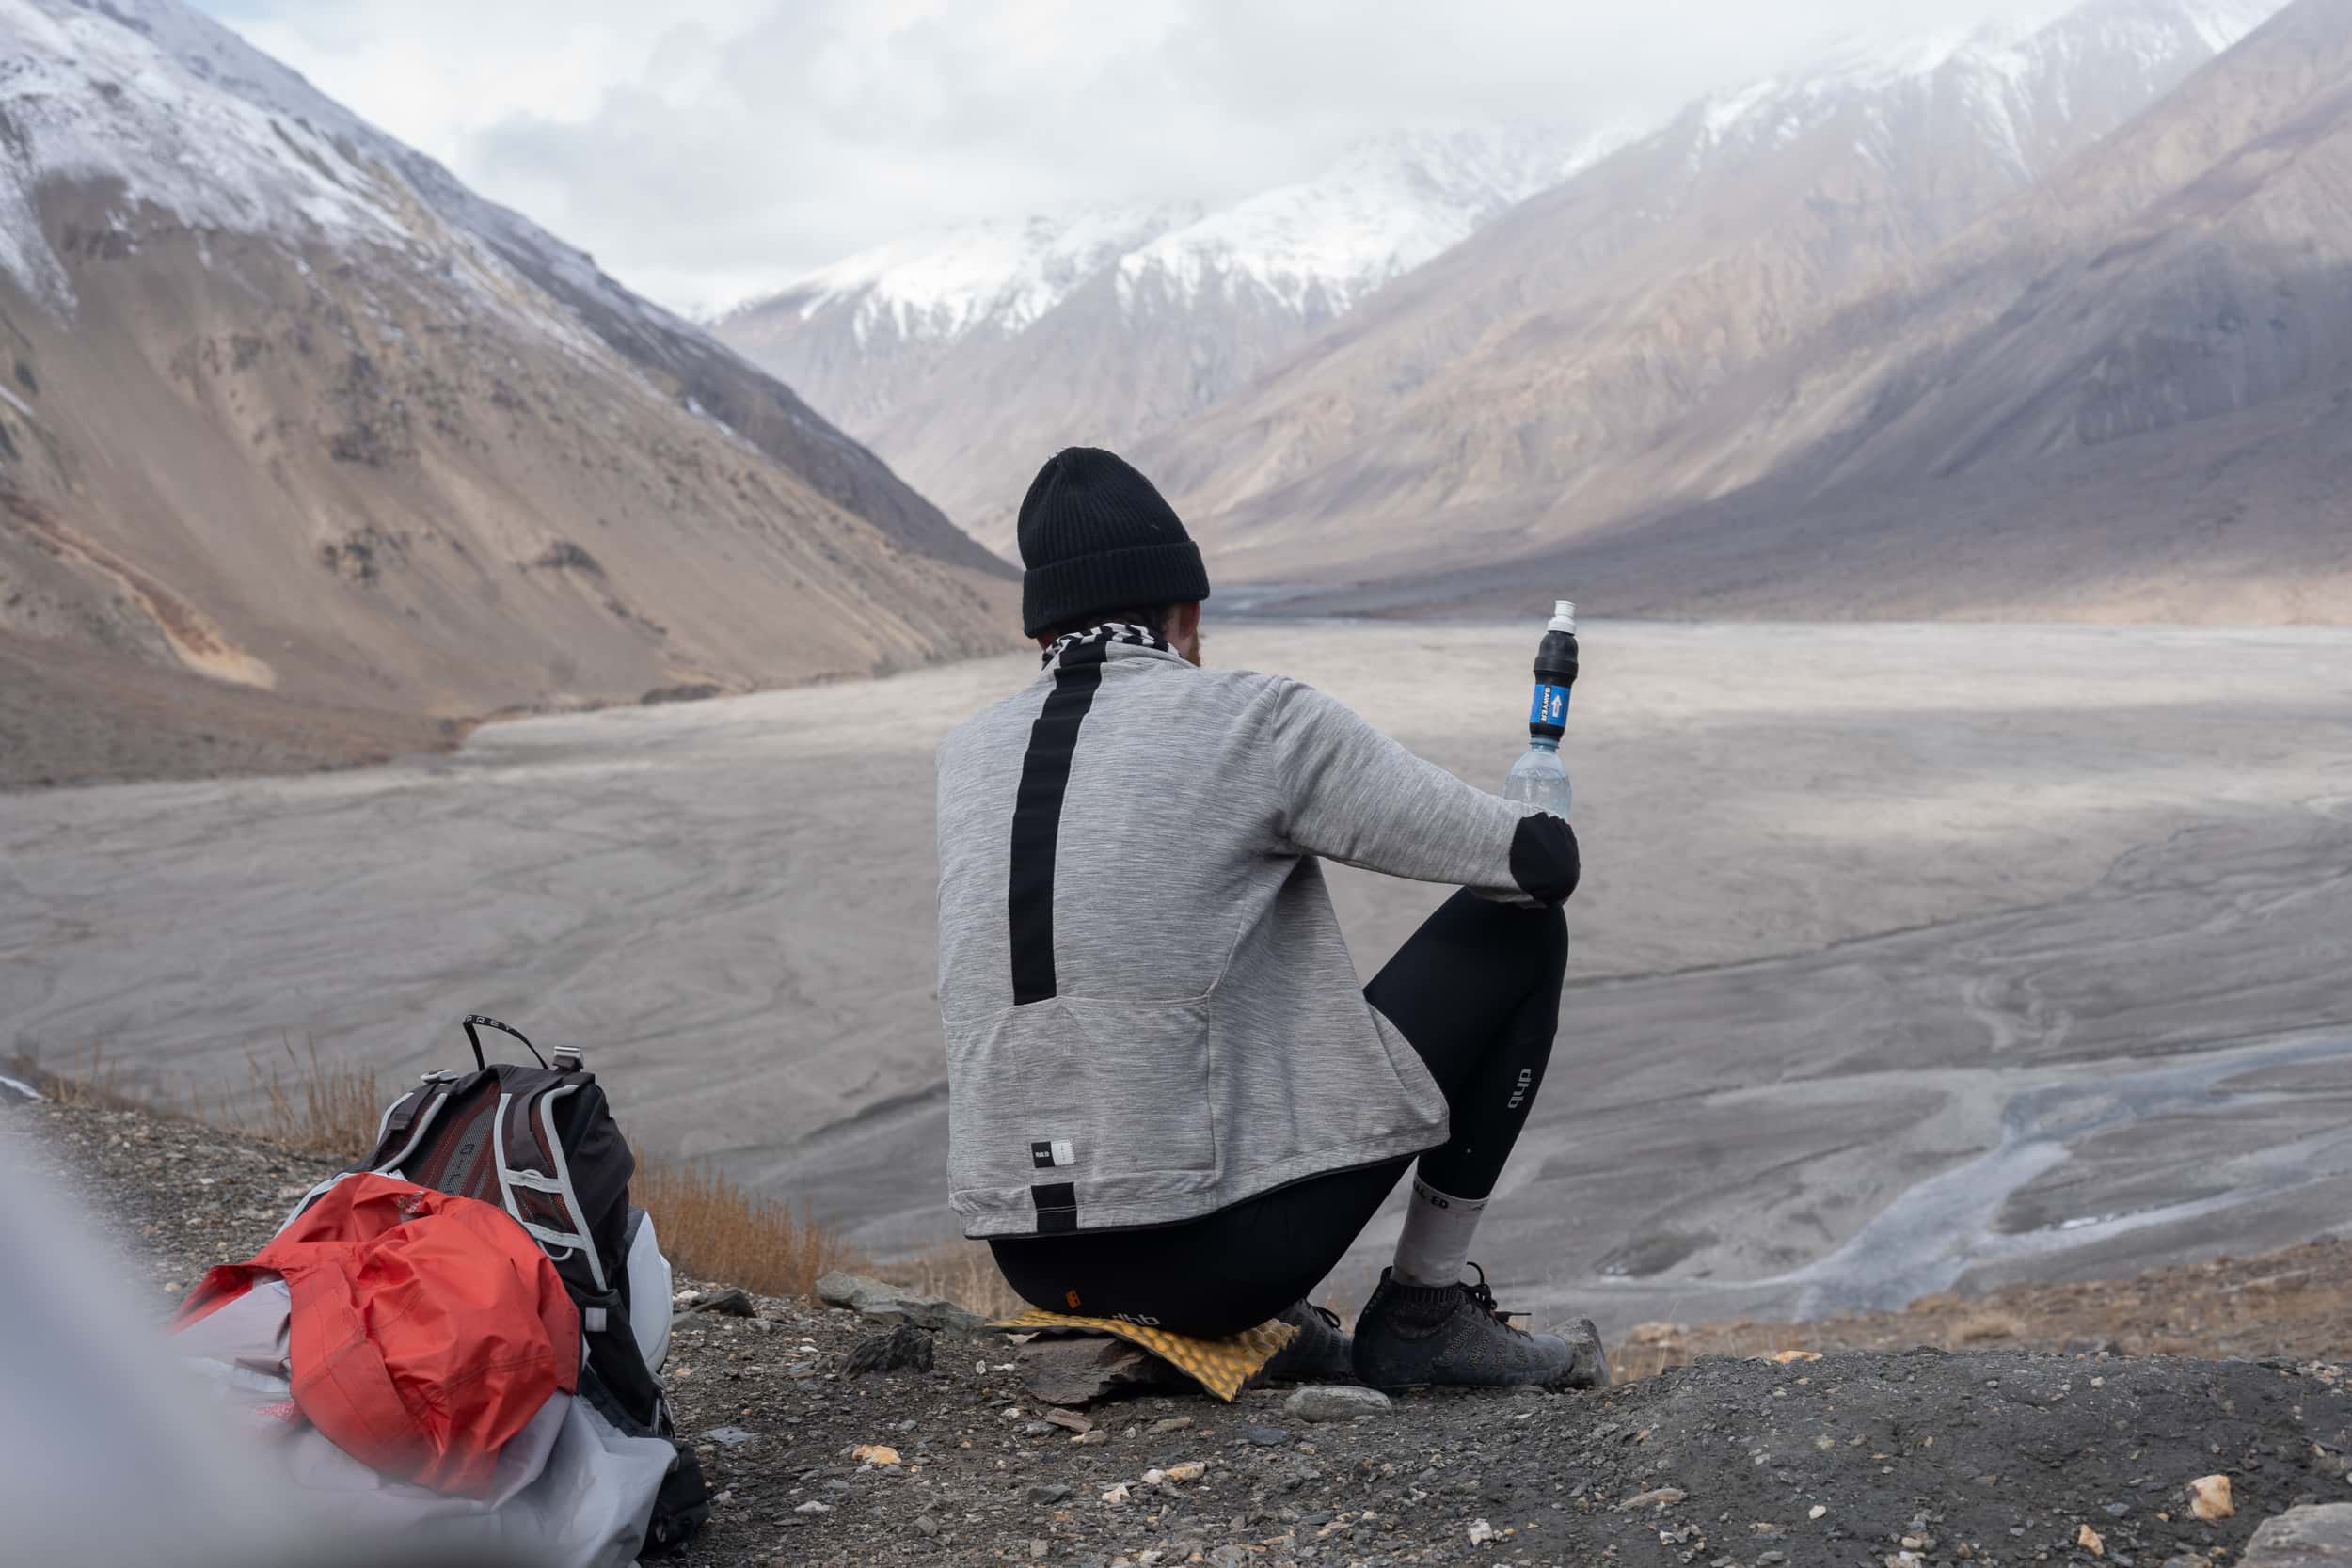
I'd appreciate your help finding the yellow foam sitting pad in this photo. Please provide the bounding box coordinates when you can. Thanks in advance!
[993,1307,1299,1402]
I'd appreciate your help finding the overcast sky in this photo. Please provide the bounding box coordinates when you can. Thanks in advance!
[189,0,2040,316]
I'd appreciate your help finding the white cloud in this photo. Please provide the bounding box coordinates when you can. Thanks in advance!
[189,0,2048,315]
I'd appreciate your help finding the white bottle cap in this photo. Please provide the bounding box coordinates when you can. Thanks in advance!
[1549,599,1576,632]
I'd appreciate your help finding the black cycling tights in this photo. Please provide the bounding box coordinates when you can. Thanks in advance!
[990,889,1567,1336]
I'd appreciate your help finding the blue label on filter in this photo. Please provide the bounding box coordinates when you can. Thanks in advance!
[1529,683,1570,726]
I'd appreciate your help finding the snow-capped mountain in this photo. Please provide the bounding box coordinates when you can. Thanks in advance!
[0,0,1010,766]
[714,123,1621,548]
[1288,0,2352,626]
[1111,125,1629,318]
[1684,0,2281,174]
[1136,0,2294,590]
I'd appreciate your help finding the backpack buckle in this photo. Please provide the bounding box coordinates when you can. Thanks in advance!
[418,1069,460,1085]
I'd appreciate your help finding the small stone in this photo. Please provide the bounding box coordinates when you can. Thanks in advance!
[1468,1518,1498,1546]
[1759,1554,1786,1565]
[1023,1421,1053,1436]
[2106,1502,2133,1517]
[850,1444,900,1466]
[795,1500,831,1514]
[2080,1525,2106,1557]
[1282,1386,1392,1422]
[703,1425,759,1449]
[2189,1476,2235,1522]
[1029,1542,1050,1562]
[913,1515,941,1537]
[1145,1461,1207,1485]
[1151,1415,1195,1434]
[1809,1505,1828,1521]
[1102,1483,1132,1505]
[1244,1425,1292,1447]
[1621,1487,1688,1512]
[1027,1483,1073,1505]
[844,1323,935,1376]
[693,1286,756,1317]
[1072,1429,1110,1446]
[1046,1408,1094,1434]
[815,1271,986,1333]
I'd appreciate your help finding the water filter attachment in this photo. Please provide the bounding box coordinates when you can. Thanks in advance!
[1529,599,1580,742]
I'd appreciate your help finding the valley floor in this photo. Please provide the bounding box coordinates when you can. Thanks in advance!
[5,621,2348,1331]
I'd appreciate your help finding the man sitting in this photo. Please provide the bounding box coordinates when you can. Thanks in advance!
[934,447,1596,1388]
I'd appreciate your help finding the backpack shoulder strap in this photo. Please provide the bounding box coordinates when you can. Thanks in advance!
[491,1068,614,1311]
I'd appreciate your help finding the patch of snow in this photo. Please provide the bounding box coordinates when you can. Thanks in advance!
[0,0,420,306]
[1700,78,1785,143]
[2176,0,2288,52]
[0,0,719,401]
[1114,123,1614,317]
[1681,0,2288,172]
[773,202,1198,347]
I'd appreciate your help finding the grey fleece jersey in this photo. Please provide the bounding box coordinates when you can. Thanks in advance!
[935,633,1574,1238]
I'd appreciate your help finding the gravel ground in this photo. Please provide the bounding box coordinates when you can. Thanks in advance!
[11,1097,2352,1568]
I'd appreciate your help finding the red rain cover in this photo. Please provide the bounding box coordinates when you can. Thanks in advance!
[176,1174,580,1496]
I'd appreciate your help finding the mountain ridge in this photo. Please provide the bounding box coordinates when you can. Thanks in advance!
[1237,0,2352,625]
[713,122,1624,546]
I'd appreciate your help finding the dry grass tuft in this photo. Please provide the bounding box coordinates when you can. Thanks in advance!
[8,1045,136,1110]
[234,1039,383,1155]
[1949,1307,2027,1345]
[632,1156,863,1304]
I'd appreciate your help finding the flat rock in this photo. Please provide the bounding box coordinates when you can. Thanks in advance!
[815,1271,985,1334]
[691,1286,756,1317]
[2243,1504,2352,1568]
[1282,1385,1393,1422]
[1018,1337,1177,1406]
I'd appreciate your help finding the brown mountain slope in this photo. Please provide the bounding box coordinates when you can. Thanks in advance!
[0,0,1011,778]
[1301,0,2352,623]
[1128,0,2299,607]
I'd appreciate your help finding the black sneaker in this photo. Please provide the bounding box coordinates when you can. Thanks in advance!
[1350,1264,1611,1391]
[1263,1300,1356,1384]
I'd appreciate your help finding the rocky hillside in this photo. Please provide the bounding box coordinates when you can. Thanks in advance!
[1135,0,2294,607]
[12,1091,2351,1568]
[0,0,1015,784]
[713,125,1619,550]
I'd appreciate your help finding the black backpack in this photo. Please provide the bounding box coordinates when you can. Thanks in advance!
[290,1015,709,1553]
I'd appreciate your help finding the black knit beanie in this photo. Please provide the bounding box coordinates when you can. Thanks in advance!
[1017,447,1212,638]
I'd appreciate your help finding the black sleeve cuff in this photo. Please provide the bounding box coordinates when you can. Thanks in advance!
[1507,814,1579,906]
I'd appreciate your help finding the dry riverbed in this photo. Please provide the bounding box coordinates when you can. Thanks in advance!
[6,621,2350,1327]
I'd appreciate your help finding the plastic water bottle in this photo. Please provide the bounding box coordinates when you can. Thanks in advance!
[1502,600,1579,817]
